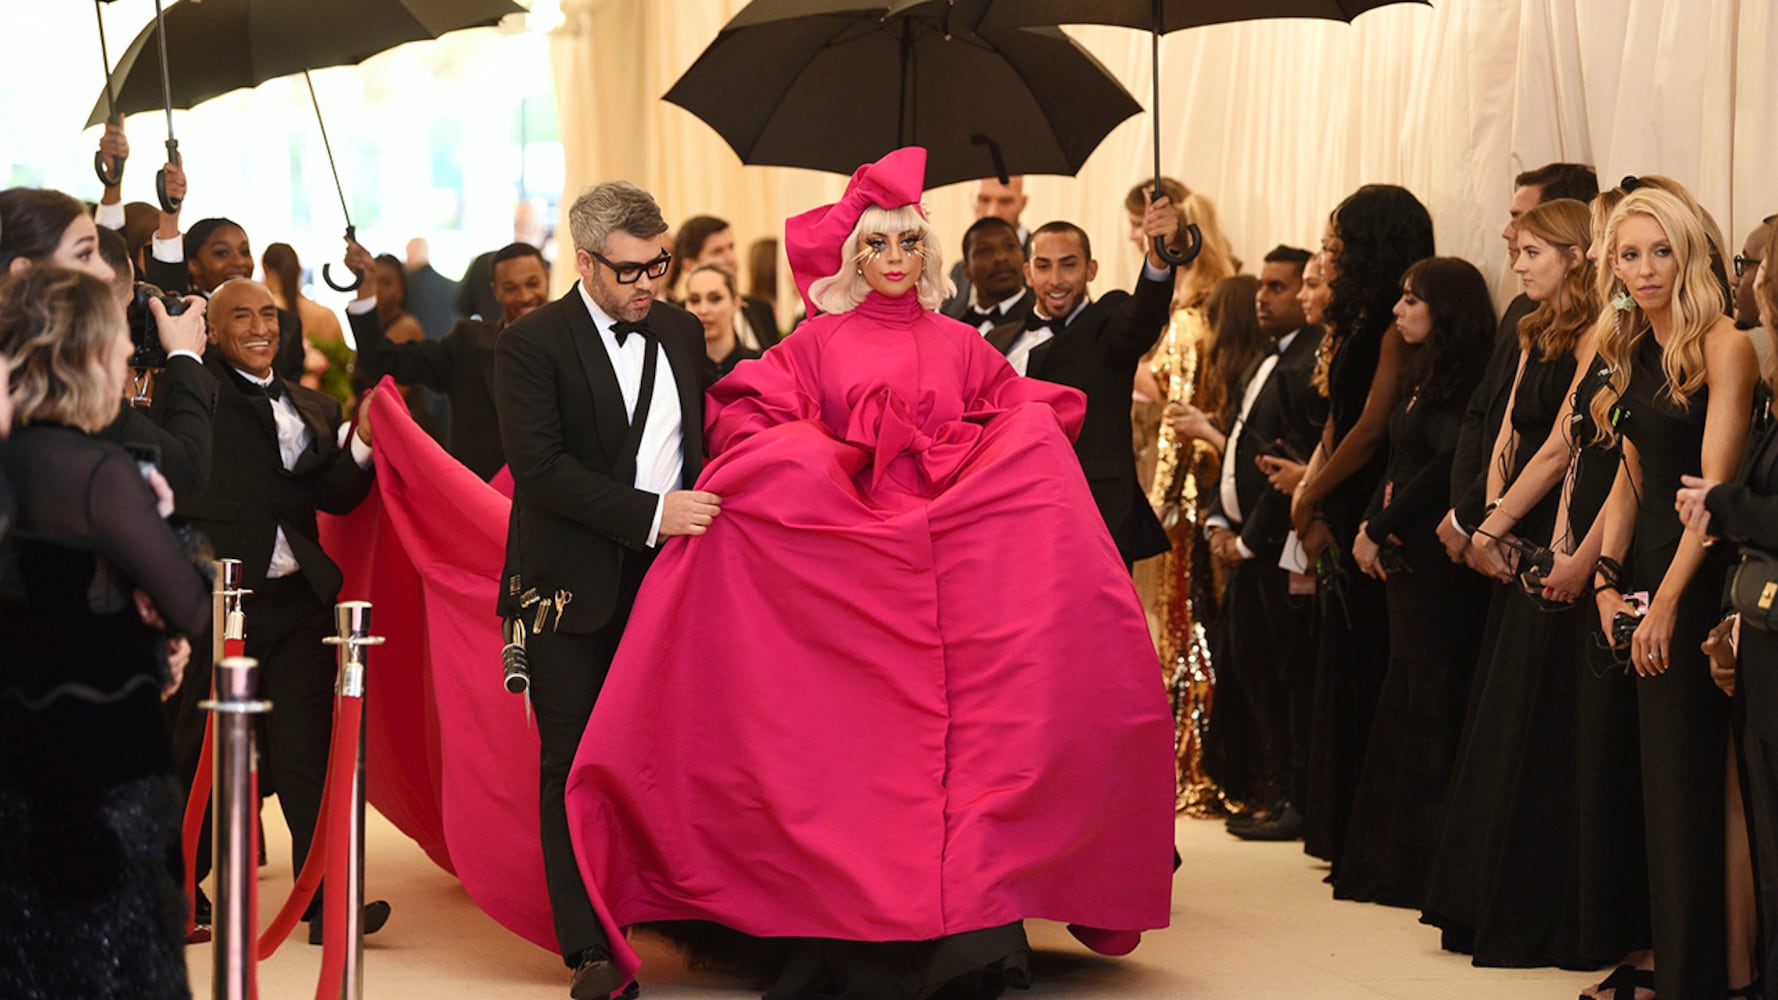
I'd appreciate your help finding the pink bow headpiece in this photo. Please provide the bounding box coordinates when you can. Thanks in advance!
[784,146,929,318]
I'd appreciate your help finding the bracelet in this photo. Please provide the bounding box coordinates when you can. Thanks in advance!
[1596,555,1625,590]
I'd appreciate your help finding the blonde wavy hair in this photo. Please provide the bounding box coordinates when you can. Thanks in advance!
[0,266,126,434]
[1587,187,1727,444]
[807,204,952,315]
[1513,199,1598,361]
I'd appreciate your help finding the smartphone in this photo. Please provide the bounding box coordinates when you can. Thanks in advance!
[123,442,162,480]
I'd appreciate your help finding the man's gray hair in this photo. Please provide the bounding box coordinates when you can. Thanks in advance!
[568,181,668,255]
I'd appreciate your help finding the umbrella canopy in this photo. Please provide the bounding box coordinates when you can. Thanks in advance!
[970,0,1429,32]
[663,0,1143,189]
[87,0,522,127]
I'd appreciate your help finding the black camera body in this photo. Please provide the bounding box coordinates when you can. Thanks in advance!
[1611,611,1642,649]
[126,282,187,370]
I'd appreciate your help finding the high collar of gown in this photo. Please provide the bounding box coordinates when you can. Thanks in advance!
[853,289,925,326]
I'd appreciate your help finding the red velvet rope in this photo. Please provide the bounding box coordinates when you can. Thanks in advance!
[256,692,363,962]
[181,635,243,939]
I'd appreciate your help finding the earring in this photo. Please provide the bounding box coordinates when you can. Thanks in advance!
[1611,289,1634,312]
[856,266,864,276]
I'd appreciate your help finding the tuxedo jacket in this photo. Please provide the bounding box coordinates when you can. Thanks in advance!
[166,351,374,606]
[103,352,219,499]
[742,296,782,350]
[495,286,708,633]
[1025,271,1175,562]
[356,315,505,480]
[145,255,306,382]
[966,291,1039,353]
[1450,294,1535,530]
[1206,325,1327,561]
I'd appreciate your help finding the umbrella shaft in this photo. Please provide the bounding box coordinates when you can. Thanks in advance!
[304,72,354,228]
[154,0,176,141]
[1151,0,1162,187]
[95,1,116,110]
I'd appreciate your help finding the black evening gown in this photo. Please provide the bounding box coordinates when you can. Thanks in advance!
[1421,346,1598,966]
[1302,322,1392,866]
[1619,333,1734,999]
[0,426,209,1000]
[1569,359,1651,963]
[1334,384,1489,907]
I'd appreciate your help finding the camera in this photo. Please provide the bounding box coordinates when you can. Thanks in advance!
[1611,611,1641,649]
[125,282,187,370]
[501,617,530,694]
[1376,538,1411,576]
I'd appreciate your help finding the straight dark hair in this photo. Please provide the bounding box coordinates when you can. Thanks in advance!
[1399,256,1496,407]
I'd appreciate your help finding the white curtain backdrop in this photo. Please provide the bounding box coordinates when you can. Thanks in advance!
[550,0,1776,313]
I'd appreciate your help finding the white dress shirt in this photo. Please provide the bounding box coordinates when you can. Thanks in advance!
[577,284,684,547]
[967,288,1030,335]
[1205,329,1300,560]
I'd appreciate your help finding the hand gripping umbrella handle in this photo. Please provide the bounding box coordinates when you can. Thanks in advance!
[94,147,125,188]
[1153,224,1202,268]
[156,140,182,214]
[323,225,364,293]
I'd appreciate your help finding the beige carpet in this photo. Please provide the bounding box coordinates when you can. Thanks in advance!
[186,807,1596,999]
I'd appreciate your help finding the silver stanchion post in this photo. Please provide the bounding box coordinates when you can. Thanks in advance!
[201,657,272,1000]
[212,558,248,659]
[324,601,383,1000]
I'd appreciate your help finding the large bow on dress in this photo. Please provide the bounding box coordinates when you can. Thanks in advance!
[843,385,983,496]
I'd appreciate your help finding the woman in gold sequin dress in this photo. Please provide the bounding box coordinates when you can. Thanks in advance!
[1124,179,1246,813]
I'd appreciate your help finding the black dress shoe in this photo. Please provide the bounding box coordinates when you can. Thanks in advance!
[1231,803,1303,842]
[193,886,213,926]
[307,899,392,945]
[569,942,627,999]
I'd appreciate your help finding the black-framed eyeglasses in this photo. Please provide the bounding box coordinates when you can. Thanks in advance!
[1733,254,1757,279]
[589,249,671,285]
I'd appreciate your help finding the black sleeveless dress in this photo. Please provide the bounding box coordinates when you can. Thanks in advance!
[1570,358,1652,962]
[1302,321,1392,866]
[1618,333,1735,999]
[0,426,209,1000]
[1421,346,1589,964]
[1333,380,1489,907]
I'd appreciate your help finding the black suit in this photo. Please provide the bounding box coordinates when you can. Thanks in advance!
[1450,294,1535,530]
[742,295,781,350]
[495,284,707,964]
[99,353,219,499]
[355,316,505,480]
[164,347,375,896]
[963,289,1036,350]
[1025,270,1174,564]
[1203,325,1326,810]
[145,255,306,382]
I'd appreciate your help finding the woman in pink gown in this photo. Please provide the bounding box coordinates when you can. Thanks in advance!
[564,147,1175,998]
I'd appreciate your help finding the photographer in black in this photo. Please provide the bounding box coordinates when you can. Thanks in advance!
[1,188,214,499]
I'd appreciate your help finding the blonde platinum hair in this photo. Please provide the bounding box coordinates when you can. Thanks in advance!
[807,204,953,315]
[1587,187,1727,444]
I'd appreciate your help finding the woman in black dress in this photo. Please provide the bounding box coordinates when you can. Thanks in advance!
[1589,187,1759,999]
[1289,185,1435,867]
[0,267,211,998]
[1335,257,1493,906]
[1418,199,1600,964]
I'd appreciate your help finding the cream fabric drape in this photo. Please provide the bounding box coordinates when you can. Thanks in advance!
[551,0,1777,312]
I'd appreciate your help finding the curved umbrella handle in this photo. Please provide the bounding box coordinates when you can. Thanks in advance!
[323,225,364,293]
[1153,224,1202,268]
[95,149,124,188]
[156,139,182,214]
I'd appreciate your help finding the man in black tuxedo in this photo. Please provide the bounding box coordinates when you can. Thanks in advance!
[950,217,1033,350]
[354,242,549,480]
[1021,195,1178,569]
[162,272,383,939]
[942,176,1030,317]
[1200,247,1327,840]
[142,163,305,381]
[495,180,716,1000]
[1439,161,1598,567]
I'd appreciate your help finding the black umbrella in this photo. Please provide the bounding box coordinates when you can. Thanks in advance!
[89,0,522,287]
[904,0,1432,264]
[664,0,1142,190]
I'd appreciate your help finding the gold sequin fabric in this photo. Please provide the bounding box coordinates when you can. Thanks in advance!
[1146,306,1227,817]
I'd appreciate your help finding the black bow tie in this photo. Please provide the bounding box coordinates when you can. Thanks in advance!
[241,373,284,400]
[1026,313,1067,336]
[611,319,653,346]
[962,307,999,328]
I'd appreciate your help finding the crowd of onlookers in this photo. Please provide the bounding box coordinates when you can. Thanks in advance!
[4,112,1778,1000]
